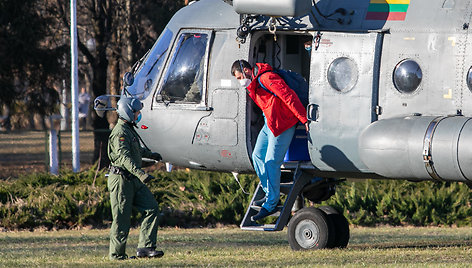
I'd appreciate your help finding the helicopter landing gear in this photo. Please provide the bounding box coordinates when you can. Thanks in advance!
[287,207,330,250]
[287,206,350,250]
[319,206,350,248]
[240,166,349,250]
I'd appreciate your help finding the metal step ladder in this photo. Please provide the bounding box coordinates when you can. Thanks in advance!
[240,166,313,231]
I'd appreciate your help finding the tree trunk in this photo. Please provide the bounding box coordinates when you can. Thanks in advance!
[89,0,113,170]
[91,46,110,169]
[126,0,134,69]
[108,56,120,128]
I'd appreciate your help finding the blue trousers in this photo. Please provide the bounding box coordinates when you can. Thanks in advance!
[252,120,296,211]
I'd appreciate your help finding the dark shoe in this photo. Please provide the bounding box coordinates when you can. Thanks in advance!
[251,207,277,221]
[137,247,164,258]
[253,198,282,207]
[252,197,266,206]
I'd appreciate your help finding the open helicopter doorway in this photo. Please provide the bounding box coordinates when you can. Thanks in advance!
[246,32,312,160]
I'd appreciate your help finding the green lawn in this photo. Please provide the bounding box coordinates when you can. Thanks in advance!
[1,226,472,267]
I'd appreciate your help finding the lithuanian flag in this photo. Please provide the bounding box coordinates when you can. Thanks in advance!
[365,0,410,21]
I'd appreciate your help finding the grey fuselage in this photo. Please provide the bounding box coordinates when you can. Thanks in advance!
[126,0,472,184]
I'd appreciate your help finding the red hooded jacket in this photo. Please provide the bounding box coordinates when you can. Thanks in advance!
[246,63,308,137]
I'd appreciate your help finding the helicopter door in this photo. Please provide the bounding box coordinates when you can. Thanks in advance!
[147,29,213,167]
[307,32,382,172]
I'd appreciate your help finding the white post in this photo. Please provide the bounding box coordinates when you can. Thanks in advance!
[166,162,173,172]
[49,129,59,175]
[49,115,62,175]
[71,0,80,172]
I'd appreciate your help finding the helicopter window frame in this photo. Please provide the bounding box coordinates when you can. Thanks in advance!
[125,28,173,100]
[467,66,472,93]
[135,29,173,76]
[153,29,213,109]
[392,59,423,94]
[327,56,359,93]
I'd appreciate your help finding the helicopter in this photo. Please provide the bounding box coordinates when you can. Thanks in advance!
[94,0,472,250]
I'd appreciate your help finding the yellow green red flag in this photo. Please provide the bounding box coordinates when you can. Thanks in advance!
[365,0,410,21]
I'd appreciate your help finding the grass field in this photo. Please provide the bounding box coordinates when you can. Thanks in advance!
[1,226,472,267]
[2,133,472,267]
[0,130,95,178]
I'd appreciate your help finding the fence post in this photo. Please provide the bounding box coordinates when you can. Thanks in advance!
[48,115,62,175]
[44,130,48,172]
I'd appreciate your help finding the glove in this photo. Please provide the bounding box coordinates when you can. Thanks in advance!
[150,152,162,161]
[142,174,155,184]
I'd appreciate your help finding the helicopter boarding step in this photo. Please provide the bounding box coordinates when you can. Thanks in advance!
[240,167,312,231]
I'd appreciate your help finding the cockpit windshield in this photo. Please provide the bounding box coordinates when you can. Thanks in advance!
[158,32,209,103]
[125,29,173,100]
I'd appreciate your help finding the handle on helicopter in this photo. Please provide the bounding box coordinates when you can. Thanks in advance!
[306,103,318,122]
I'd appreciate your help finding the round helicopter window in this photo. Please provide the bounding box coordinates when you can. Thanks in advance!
[393,59,422,94]
[327,57,358,92]
[467,66,472,92]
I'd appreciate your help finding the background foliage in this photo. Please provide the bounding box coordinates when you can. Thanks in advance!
[0,0,186,167]
[1,169,472,230]
[0,0,64,129]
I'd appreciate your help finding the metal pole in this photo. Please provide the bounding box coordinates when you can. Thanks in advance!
[71,0,80,172]
[49,128,59,175]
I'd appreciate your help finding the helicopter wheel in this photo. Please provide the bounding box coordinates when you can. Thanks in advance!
[319,206,350,248]
[287,207,330,250]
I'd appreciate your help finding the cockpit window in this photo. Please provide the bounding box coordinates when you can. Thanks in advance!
[158,32,209,103]
[125,29,173,100]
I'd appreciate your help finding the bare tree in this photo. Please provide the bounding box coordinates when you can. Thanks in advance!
[0,0,65,130]
[46,0,184,168]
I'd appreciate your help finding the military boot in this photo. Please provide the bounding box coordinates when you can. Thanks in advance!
[136,247,164,258]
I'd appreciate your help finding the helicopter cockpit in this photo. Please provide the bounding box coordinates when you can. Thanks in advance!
[125,29,173,100]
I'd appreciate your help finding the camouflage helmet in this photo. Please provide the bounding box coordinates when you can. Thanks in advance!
[116,97,143,123]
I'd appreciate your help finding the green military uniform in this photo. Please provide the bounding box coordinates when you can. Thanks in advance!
[107,119,159,260]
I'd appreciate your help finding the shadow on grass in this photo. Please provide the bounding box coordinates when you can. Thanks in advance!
[351,240,472,250]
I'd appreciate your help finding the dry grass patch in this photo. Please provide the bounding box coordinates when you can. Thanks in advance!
[1,226,472,267]
[0,130,95,177]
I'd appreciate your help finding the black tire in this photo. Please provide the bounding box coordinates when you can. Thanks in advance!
[319,206,350,248]
[287,207,330,250]
[319,208,337,248]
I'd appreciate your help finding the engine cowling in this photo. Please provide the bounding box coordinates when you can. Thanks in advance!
[359,115,472,182]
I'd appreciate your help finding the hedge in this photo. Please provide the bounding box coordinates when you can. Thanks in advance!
[1,168,472,230]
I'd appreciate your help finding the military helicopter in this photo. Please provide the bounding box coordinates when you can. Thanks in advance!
[95,0,472,250]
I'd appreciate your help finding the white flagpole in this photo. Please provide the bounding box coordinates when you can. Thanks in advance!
[71,0,80,172]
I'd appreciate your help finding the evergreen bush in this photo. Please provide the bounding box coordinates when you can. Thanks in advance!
[1,168,472,230]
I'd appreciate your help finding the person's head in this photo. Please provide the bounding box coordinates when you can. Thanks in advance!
[116,97,143,124]
[231,60,253,80]
[302,35,313,52]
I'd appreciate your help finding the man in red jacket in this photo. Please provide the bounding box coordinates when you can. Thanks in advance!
[231,60,309,221]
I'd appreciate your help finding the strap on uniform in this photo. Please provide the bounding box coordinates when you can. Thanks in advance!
[129,122,152,151]
[109,165,132,177]
[257,71,277,97]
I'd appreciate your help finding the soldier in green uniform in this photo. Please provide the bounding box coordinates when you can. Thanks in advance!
[107,97,163,260]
